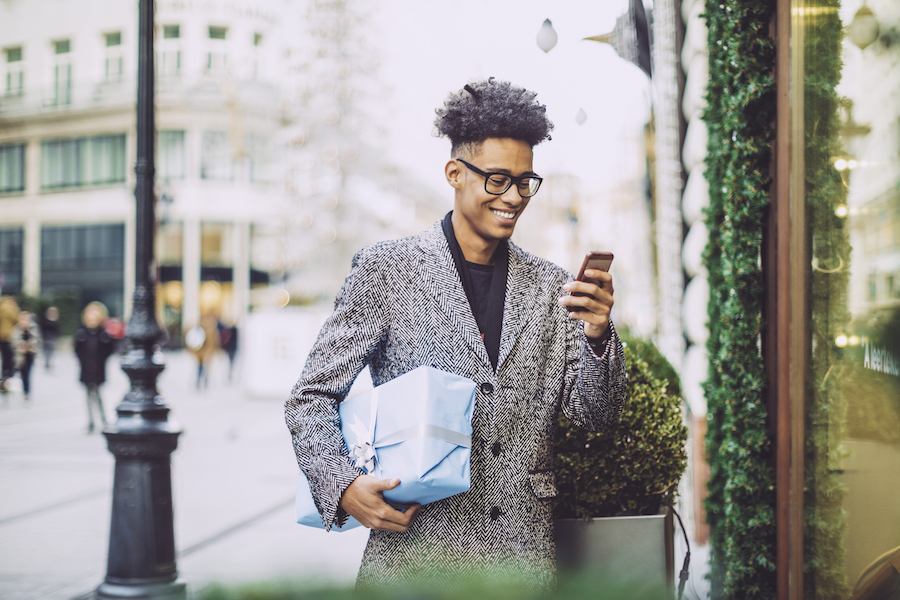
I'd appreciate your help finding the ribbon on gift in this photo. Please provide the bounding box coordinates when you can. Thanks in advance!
[347,385,380,473]
[345,384,472,475]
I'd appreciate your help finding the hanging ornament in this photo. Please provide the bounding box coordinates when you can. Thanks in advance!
[536,19,558,53]
[575,108,587,125]
[848,4,879,50]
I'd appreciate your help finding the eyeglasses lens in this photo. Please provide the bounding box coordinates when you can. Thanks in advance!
[485,175,540,197]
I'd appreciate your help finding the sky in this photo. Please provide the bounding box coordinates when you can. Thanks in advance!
[369,0,653,199]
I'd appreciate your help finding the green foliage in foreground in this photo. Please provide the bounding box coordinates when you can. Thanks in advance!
[195,573,670,600]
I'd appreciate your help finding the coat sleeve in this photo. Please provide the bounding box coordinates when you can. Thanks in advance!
[560,312,628,433]
[284,247,391,530]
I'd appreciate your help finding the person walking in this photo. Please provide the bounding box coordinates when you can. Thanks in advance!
[0,293,20,393]
[219,322,238,382]
[285,79,627,592]
[74,302,116,433]
[185,313,220,389]
[11,310,41,402]
[40,306,60,371]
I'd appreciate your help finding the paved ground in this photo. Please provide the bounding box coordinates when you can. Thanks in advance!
[0,349,369,600]
[0,347,709,600]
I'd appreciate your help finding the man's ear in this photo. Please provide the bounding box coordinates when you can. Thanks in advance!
[445,158,463,190]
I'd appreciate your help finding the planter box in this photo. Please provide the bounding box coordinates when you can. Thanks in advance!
[555,507,674,594]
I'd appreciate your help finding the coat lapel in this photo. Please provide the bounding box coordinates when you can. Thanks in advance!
[497,242,541,371]
[417,225,491,367]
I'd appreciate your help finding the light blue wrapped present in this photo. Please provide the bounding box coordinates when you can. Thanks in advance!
[295,365,477,530]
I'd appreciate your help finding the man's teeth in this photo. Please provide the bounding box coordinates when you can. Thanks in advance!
[492,209,516,219]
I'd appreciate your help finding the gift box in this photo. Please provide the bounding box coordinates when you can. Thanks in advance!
[295,365,477,530]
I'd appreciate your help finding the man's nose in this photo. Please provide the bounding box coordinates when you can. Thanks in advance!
[499,182,526,203]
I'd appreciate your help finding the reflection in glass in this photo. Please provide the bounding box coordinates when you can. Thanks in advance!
[802,0,900,597]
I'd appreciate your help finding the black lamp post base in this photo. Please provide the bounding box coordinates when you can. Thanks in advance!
[97,579,186,600]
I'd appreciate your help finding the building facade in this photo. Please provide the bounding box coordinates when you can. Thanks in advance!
[0,0,287,334]
[0,0,444,342]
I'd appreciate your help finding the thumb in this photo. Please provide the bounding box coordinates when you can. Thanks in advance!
[375,477,401,491]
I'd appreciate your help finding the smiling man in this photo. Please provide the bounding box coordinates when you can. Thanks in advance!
[285,78,627,591]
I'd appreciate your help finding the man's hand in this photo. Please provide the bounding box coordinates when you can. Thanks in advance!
[340,474,421,532]
[558,269,615,340]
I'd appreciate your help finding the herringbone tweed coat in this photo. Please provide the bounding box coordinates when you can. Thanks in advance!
[285,221,627,590]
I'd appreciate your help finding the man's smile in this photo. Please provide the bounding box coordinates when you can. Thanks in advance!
[491,208,518,220]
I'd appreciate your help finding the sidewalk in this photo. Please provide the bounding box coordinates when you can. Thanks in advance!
[0,349,369,600]
[0,348,709,600]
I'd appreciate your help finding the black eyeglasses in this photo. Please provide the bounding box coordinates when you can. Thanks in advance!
[456,158,543,198]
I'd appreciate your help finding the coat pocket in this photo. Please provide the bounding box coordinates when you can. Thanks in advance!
[527,470,558,499]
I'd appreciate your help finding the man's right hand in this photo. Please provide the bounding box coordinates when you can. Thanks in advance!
[339,474,421,532]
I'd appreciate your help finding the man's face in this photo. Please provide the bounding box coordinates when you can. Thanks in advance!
[448,138,535,257]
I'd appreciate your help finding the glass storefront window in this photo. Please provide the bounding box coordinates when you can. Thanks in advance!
[800,0,900,596]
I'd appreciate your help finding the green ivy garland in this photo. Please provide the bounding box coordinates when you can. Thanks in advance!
[702,0,777,597]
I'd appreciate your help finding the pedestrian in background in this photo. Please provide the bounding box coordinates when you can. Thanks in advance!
[0,293,20,393]
[40,306,60,371]
[74,301,116,433]
[185,313,220,389]
[11,310,41,402]
[219,321,238,382]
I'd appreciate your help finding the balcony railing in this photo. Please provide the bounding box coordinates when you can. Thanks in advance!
[0,74,283,119]
[0,79,135,117]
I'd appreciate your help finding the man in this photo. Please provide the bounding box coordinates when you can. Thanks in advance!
[285,78,627,590]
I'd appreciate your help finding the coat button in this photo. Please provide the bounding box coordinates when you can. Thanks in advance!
[481,382,494,394]
[491,442,501,456]
[490,506,501,520]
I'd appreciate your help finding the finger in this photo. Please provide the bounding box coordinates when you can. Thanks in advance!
[371,477,401,491]
[374,503,421,532]
[564,295,613,327]
[583,269,613,285]
[582,270,615,295]
[558,289,613,313]
[562,280,611,301]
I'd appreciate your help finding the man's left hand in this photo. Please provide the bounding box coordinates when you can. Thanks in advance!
[558,269,615,340]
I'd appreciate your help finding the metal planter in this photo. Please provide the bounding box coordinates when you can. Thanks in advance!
[555,507,675,594]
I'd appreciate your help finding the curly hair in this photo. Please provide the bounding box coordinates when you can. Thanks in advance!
[434,78,554,156]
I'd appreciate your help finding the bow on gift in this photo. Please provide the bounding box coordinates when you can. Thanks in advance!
[347,414,377,473]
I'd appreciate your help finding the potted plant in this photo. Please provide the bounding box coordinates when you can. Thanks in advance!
[554,334,689,593]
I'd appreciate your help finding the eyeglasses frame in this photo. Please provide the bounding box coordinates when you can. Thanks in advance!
[456,158,543,198]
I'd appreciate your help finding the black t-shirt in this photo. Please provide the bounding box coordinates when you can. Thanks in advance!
[466,261,494,330]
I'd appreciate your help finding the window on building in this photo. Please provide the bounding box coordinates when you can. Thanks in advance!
[158,25,181,77]
[40,134,127,189]
[0,144,25,194]
[157,130,186,181]
[201,222,233,266]
[247,134,274,184]
[4,46,23,96]
[52,39,71,106]
[250,32,263,79]
[206,26,227,74]
[41,223,125,317]
[200,131,232,180]
[0,228,24,296]
[104,32,123,82]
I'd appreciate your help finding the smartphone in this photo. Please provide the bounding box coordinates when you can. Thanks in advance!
[568,251,614,312]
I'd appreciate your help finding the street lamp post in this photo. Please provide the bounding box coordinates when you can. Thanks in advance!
[96,0,185,598]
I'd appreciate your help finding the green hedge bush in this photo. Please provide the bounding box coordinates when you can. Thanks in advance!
[554,335,688,519]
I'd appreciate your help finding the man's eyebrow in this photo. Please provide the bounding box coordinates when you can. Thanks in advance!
[483,166,538,176]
